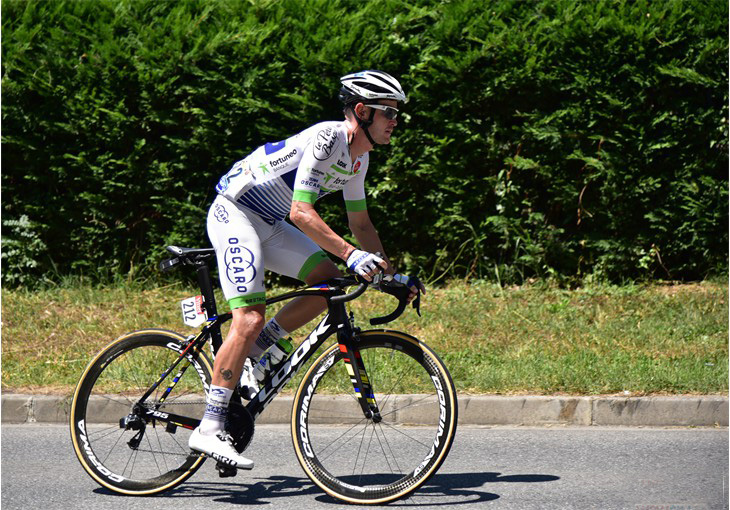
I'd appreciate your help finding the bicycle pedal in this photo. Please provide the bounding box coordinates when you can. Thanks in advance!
[215,461,238,478]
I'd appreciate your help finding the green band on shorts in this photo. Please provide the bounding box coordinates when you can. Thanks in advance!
[345,199,367,212]
[228,293,266,310]
[293,190,318,204]
[297,251,329,281]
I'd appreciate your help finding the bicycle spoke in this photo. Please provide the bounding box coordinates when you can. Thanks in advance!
[353,422,372,477]
[378,394,440,421]
[376,360,424,410]
[369,424,397,477]
[315,420,369,463]
[144,427,163,476]
[357,423,377,485]
[91,393,136,409]
[122,441,137,478]
[166,425,191,455]
[380,420,433,449]
[88,424,124,441]
[152,426,169,473]
[101,429,126,464]
[374,421,402,474]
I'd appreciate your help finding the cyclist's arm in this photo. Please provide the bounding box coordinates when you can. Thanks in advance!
[290,200,355,261]
[347,209,394,274]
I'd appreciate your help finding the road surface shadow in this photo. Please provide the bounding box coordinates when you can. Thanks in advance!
[93,470,558,506]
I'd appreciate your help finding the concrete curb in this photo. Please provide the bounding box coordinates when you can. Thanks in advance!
[2,394,727,427]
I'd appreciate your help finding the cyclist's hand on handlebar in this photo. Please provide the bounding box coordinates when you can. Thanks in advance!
[386,273,426,304]
[346,249,387,281]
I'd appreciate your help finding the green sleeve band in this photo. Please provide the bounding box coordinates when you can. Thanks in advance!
[345,199,367,212]
[229,293,266,309]
[293,190,318,204]
[298,251,329,281]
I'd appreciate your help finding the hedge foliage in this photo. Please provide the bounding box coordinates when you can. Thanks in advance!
[2,0,727,287]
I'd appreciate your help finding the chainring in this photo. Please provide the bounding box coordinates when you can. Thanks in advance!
[226,390,255,453]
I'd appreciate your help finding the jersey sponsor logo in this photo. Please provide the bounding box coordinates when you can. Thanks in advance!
[353,161,362,174]
[336,159,347,169]
[323,174,348,189]
[313,128,337,161]
[224,238,257,293]
[299,178,319,188]
[214,203,229,223]
[269,149,298,169]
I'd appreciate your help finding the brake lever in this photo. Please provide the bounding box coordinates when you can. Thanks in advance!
[370,272,384,288]
[412,289,421,317]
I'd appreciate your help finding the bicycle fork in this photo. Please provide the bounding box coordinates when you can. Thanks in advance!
[336,316,382,423]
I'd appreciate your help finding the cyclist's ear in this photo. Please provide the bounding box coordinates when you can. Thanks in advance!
[354,103,366,120]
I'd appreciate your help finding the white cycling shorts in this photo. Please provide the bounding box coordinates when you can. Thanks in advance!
[206,195,329,309]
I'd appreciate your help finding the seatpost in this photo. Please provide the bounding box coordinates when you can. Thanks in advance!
[195,262,224,355]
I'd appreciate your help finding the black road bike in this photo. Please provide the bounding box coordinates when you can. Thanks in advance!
[70,246,458,505]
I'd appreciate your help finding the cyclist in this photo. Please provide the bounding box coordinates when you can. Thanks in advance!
[189,70,426,469]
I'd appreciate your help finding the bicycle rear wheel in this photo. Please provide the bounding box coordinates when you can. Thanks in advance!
[70,330,212,495]
[291,330,457,504]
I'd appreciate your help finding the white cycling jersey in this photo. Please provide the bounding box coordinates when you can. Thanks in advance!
[209,121,371,309]
[215,121,369,221]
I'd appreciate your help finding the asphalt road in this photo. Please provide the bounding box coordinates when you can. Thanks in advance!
[2,423,727,510]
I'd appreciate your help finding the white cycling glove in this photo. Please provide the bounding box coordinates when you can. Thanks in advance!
[346,249,384,277]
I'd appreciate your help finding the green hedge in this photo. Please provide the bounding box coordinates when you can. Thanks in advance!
[2,0,727,286]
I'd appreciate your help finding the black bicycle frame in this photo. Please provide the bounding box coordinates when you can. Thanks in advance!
[139,259,380,430]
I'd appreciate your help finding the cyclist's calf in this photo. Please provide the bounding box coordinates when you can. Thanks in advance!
[212,304,266,388]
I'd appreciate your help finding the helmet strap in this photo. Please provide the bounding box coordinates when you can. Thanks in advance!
[352,106,377,146]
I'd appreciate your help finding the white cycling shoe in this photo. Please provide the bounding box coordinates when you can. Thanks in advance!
[239,357,259,400]
[188,428,254,469]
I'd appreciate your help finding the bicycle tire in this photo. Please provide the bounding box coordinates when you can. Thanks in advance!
[291,330,457,505]
[70,329,212,495]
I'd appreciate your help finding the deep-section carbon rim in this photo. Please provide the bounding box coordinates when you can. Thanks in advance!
[69,330,212,495]
[291,331,457,504]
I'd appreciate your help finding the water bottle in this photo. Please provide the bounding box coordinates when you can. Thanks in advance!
[253,337,293,382]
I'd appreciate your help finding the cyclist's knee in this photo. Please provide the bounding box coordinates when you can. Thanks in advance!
[230,304,266,339]
[305,259,342,285]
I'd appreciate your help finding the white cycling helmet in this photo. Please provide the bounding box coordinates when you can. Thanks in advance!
[339,70,408,104]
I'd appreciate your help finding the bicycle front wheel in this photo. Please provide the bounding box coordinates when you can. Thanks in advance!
[291,330,457,505]
[70,329,212,495]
